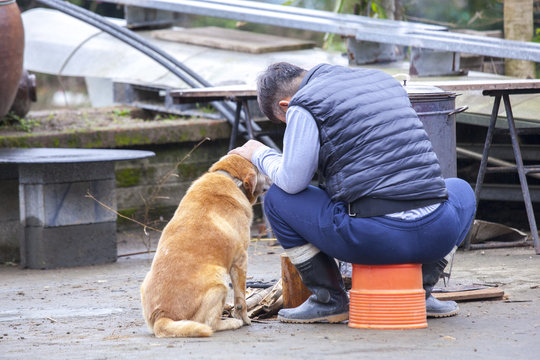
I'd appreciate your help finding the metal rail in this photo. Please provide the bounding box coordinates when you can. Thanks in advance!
[181,0,446,31]
[98,0,540,62]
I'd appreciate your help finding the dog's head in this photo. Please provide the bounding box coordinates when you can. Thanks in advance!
[209,154,272,204]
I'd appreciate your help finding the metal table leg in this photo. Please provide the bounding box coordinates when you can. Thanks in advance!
[228,100,256,149]
[467,95,501,250]
[471,92,540,254]
[502,94,540,254]
[473,95,501,208]
[228,101,243,151]
[242,99,256,139]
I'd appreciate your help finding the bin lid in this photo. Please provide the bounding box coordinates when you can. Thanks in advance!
[404,84,456,101]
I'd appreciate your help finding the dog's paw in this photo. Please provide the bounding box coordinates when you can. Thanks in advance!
[232,304,251,325]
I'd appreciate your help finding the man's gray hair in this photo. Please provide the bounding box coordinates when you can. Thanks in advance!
[256,62,307,123]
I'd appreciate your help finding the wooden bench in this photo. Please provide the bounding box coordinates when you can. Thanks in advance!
[169,86,262,150]
[0,148,154,269]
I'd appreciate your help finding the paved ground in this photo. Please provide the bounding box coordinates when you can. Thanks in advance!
[1,229,540,360]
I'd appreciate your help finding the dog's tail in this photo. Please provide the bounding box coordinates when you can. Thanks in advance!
[153,317,213,338]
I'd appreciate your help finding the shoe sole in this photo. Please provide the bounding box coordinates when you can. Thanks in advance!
[427,307,459,318]
[278,312,349,324]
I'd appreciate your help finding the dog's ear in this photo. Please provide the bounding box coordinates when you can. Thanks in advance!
[242,169,258,201]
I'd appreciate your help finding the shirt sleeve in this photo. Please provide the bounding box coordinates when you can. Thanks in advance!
[251,106,320,194]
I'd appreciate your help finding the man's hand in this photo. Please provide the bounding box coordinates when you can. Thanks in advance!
[228,139,267,161]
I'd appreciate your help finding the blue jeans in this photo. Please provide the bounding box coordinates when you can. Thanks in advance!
[264,178,476,265]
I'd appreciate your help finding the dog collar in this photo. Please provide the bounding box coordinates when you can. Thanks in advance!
[213,170,249,197]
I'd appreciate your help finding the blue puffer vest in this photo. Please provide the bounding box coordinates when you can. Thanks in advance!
[289,64,448,215]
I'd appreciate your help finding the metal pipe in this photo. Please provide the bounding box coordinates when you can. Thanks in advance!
[502,94,539,254]
[457,146,540,181]
[181,0,446,31]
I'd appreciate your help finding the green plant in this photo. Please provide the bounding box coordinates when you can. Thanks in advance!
[112,108,131,117]
[533,28,540,43]
[195,103,217,114]
[1,112,40,132]
[281,0,301,5]
[160,113,178,121]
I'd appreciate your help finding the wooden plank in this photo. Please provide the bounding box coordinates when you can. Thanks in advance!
[410,79,540,92]
[169,85,257,99]
[152,26,315,54]
[432,287,505,301]
[171,80,540,99]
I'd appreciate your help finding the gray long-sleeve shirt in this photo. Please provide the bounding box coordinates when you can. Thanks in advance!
[251,105,438,219]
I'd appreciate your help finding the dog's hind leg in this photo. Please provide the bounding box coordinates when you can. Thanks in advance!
[193,284,244,332]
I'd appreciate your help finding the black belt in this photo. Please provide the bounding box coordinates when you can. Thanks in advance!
[347,197,446,218]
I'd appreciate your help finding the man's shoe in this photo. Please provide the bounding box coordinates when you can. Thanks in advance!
[426,295,459,318]
[277,251,349,323]
[423,257,459,318]
[278,298,350,323]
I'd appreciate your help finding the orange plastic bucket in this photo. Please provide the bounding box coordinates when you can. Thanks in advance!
[348,264,427,329]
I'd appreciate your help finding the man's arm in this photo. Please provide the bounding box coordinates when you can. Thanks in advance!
[230,106,320,194]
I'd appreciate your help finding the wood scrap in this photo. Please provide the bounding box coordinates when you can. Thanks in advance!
[466,219,530,249]
[152,26,315,54]
[247,279,283,319]
[224,280,283,320]
[433,287,505,301]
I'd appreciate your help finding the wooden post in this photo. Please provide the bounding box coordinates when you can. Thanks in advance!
[280,253,312,308]
[504,0,535,78]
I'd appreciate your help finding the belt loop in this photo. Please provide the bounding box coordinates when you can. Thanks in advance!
[348,203,357,217]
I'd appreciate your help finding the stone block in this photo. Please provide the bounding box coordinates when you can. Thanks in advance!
[0,178,20,221]
[125,5,174,29]
[20,179,117,227]
[21,221,117,269]
[0,164,17,180]
[18,162,114,184]
[409,48,462,76]
[0,170,21,262]
[347,38,402,64]
[0,219,21,262]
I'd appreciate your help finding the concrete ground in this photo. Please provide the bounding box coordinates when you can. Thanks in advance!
[1,229,540,360]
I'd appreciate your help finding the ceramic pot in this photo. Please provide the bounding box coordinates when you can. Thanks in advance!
[0,0,25,118]
[10,70,37,117]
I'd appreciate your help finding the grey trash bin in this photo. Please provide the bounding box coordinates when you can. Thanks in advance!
[406,85,467,178]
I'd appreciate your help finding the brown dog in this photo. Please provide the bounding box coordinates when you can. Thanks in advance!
[140,154,271,337]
